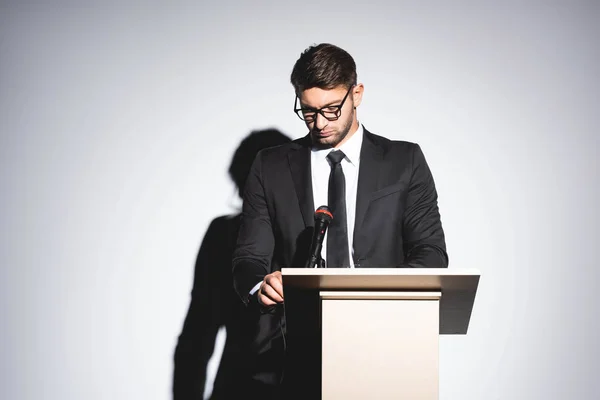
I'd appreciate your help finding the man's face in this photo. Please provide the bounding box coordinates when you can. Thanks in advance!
[297,84,363,148]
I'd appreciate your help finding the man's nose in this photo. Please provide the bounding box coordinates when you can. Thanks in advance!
[313,112,328,130]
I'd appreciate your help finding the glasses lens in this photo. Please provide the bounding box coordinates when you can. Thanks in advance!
[301,110,316,122]
[294,106,340,122]
[322,109,340,121]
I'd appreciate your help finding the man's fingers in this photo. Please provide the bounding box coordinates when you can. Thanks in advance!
[261,281,284,303]
[266,272,284,298]
[257,271,285,307]
[258,292,276,307]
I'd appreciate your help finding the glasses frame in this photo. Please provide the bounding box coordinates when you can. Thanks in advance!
[293,85,355,122]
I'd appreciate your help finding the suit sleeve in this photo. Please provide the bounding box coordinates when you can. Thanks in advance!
[402,144,449,268]
[232,151,275,305]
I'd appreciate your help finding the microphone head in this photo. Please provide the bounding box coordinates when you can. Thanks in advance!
[314,205,333,223]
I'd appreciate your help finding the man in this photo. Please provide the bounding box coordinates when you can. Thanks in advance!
[232,43,448,397]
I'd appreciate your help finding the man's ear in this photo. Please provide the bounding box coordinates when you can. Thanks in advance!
[353,83,364,108]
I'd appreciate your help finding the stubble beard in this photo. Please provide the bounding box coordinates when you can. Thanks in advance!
[310,110,355,149]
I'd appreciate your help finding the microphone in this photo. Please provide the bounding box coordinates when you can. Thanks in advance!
[305,205,333,268]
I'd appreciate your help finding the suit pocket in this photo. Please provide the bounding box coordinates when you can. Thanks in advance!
[369,181,405,202]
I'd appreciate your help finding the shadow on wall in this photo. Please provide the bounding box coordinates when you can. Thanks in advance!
[173,128,292,400]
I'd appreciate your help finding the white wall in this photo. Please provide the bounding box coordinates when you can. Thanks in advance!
[1,1,598,399]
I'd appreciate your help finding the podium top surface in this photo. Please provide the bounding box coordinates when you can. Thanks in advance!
[281,268,479,290]
[281,268,480,335]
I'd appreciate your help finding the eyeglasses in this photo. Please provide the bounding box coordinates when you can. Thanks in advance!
[294,85,354,123]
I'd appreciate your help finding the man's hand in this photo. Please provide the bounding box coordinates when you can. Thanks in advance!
[258,271,284,306]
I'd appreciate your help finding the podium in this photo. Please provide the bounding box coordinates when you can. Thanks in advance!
[281,268,480,400]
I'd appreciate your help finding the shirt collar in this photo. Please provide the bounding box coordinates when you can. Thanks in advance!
[311,123,364,166]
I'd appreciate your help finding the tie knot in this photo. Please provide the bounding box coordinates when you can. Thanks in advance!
[327,150,346,166]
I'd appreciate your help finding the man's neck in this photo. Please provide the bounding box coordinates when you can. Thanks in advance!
[333,120,360,149]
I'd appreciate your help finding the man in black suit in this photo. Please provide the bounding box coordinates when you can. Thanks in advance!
[232,43,449,398]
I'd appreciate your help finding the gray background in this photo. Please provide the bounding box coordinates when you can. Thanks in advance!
[1,1,598,399]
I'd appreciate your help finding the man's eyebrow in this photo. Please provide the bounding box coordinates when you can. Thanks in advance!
[300,99,342,109]
[321,99,342,107]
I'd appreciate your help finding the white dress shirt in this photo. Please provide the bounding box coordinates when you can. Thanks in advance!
[250,124,364,294]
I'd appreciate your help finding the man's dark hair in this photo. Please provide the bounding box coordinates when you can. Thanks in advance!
[290,43,357,94]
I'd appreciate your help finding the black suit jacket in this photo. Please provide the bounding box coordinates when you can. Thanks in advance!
[233,127,448,304]
[231,128,449,396]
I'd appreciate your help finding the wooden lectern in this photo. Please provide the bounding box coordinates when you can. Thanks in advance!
[281,268,480,400]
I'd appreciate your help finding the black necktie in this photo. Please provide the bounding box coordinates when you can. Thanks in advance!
[326,150,350,268]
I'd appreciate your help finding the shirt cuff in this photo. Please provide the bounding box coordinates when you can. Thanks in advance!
[249,281,262,296]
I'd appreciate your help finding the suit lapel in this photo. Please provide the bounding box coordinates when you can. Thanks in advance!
[353,129,384,257]
[288,135,314,228]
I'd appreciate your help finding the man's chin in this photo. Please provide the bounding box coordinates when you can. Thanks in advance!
[311,134,338,148]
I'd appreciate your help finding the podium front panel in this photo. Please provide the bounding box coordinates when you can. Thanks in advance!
[321,291,440,400]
